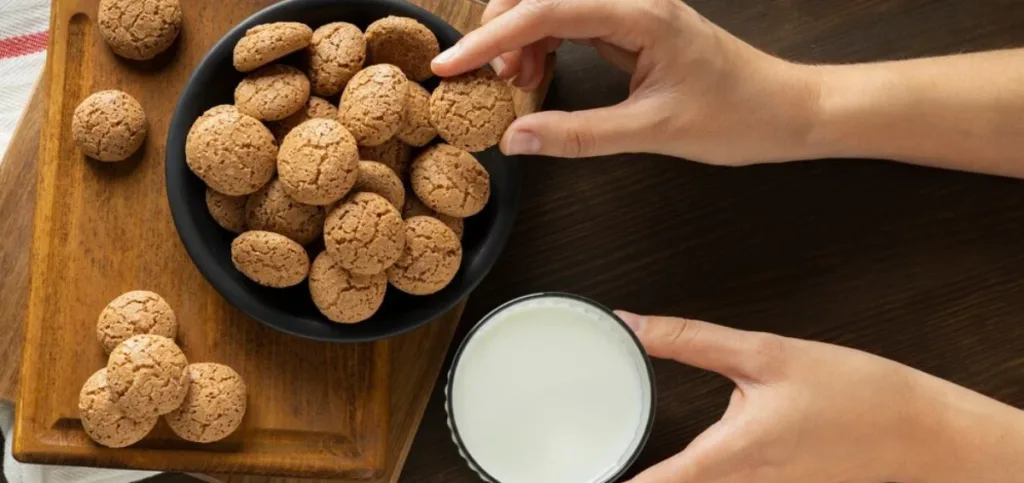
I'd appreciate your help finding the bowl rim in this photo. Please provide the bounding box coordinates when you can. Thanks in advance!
[165,0,521,343]
[444,292,658,483]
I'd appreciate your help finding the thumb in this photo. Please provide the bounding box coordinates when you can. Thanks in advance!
[616,311,779,383]
[499,102,649,158]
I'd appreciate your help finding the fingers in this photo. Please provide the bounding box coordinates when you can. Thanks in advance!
[482,0,522,79]
[500,102,650,157]
[433,0,640,76]
[615,311,780,382]
[593,39,638,73]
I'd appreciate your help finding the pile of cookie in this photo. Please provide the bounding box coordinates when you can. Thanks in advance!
[190,16,515,323]
[79,291,247,448]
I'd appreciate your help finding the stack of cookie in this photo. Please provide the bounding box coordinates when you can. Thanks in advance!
[188,16,516,324]
[79,291,248,448]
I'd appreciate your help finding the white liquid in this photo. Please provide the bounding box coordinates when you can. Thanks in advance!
[450,296,652,483]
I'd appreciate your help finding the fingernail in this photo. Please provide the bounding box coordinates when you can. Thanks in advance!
[489,57,506,77]
[615,311,645,334]
[504,130,541,155]
[433,43,461,64]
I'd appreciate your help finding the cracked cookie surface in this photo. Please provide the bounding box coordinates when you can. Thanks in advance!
[397,82,436,147]
[97,290,177,354]
[269,96,338,142]
[106,334,189,419]
[164,363,247,443]
[429,69,515,152]
[308,22,366,97]
[72,90,148,162]
[410,143,491,217]
[324,192,405,275]
[339,64,408,146]
[79,369,158,448]
[245,178,324,245]
[185,104,276,195]
[231,230,310,287]
[206,188,248,234]
[403,194,464,240]
[309,251,386,324]
[386,216,462,295]
[235,64,311,122]
[358,137,412,176]
[365,16,439,82]
[233,22,312,72]
[354,161,405,209]
[98,0,182,60]
[278,118,359,205]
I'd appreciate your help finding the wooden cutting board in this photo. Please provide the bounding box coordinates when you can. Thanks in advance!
[11,0,551,480]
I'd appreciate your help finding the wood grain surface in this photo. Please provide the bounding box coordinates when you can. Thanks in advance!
[5,0,548,481]
[2,0,1024,483]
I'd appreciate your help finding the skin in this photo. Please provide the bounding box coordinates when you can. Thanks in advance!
[431,0,1024,481]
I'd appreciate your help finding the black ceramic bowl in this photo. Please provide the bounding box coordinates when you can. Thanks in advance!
[166,0,521,342]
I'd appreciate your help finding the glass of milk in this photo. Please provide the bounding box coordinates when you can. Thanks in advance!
[446,293,656,483]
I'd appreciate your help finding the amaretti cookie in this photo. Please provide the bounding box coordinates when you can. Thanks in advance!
[386,216,462,295]
[106,334,189,418]
[270,96,338,142]
[338,64,408,146]
[410,143,491,217]
[233,22,312,72]
[354,161,405,209]
[277,118,359,205]
[358,137,412,176]
[72,90,147,162]
[97,290,177,354]
[429,68,515,152]
[396,82,436,146]
[185,105,276,195]
[97,0,182,61]
[164,363,247,443]
[79,369,158,448]
[323,192,405,275]
[206,188,248,234]
[308,22,366,96]
[364,16,439,82]
[403,195,464,240]
[234,64,311,122]
[309,251,387,324]
[245,178,325,245]
[231,230,310,288]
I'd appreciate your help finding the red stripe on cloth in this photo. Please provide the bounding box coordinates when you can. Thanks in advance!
[0,31,49,59]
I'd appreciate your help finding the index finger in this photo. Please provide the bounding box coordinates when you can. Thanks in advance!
[432,0,642,76]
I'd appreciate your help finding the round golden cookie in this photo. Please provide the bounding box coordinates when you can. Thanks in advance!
[97,290,177,354]
[338,64,408,146]
[245,179,325,245]
[97,0,182,61]
[324,192,405,275]
[234,64,311,122]
[185,104,276,196]
[410,144,491,217]
[386,216,462,295]
[403,195,464,240]
[72,90,147,162]
[206,188,248,234]
[164,363,247,443]
[309,251,386,324]
[354,161,405,209]
[231,230,310,287]
[429,69,515,152]
[106,334,189,418]
[358,137,412,176]
[308,22,366,97]
[364,16,439,82]
[269,96,338,142]
[79,369,158,448]
[233,22,312,72]
[396,83,436,147]
[278,118,360,205]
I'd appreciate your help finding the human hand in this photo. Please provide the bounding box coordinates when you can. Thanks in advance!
[613,312,1024,483]
[431,0,823,164]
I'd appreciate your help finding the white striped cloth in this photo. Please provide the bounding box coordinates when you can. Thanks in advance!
[1,1,155,482]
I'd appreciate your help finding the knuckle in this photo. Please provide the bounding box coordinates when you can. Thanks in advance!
[563,115,596,158]
[520,0,559,16]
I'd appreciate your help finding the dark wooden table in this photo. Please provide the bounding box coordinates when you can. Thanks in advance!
[4,1,1024,482]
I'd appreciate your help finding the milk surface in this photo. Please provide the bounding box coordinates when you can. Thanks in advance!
[451,297,652,483]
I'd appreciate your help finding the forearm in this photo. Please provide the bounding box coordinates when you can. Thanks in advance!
[903,370,1024,483]
[803,48,1024,178]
